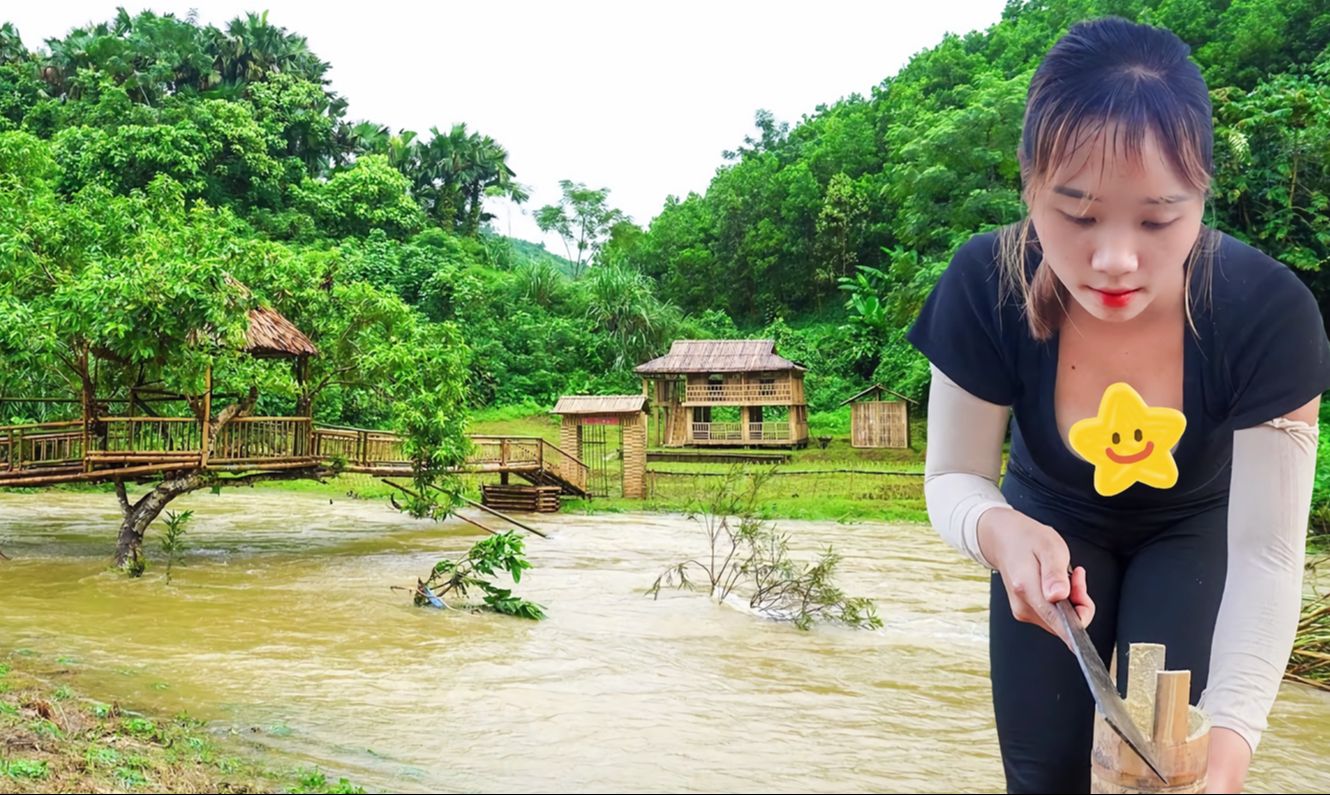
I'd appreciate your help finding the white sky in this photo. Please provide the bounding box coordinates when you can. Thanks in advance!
[6,1,1009,252]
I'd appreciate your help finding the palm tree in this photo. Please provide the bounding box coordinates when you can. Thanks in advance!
[0,23,29,65]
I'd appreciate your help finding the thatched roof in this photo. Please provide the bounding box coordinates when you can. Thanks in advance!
[245,306,318,358]
[839,384,916,406]
[634,340,805,375]
[550,395,647,415]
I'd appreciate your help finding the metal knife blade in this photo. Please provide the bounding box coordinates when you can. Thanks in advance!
[1055,599,1169,784]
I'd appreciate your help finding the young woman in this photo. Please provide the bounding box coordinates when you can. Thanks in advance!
[907,16,1330,794]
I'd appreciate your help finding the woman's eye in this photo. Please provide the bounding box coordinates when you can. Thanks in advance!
[1062,212,1095,227]
[1142,219,1177,230]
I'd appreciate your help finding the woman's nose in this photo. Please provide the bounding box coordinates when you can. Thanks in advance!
[1090,240,1139,277]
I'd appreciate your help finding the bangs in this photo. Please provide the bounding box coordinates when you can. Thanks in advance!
[1022,69,1213,197]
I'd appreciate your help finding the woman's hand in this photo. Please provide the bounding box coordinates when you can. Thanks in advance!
[977,507,1095,647]
[1204,728,1252,793]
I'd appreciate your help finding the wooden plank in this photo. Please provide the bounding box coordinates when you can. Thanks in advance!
[1152,670,1191,746]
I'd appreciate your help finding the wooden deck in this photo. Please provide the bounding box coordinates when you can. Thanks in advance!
[0,419,589,496]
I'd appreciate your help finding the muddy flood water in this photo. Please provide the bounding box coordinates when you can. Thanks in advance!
[2,489,1328,792]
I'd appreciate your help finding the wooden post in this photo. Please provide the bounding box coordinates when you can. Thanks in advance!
[200,366,212,468]
[622,411,646,499]
[905,403,912,450]
[1091,642,1210,793]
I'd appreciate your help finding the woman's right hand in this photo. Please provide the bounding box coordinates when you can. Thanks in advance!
[976,507,1095,649]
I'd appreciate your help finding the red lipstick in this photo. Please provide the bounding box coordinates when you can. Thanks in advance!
[1093,288,1139,308]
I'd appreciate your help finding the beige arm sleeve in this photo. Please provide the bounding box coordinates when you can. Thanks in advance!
[922,364,1012,570]
[1198,417,1319,754]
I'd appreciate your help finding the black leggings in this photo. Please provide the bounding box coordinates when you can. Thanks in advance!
[988,502,1229,794]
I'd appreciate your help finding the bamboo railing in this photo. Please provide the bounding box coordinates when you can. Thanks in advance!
[0,417,589,495]
[684,382,793,404]
[311,425,407,468]
[0,421,85,472]
[212,417,312,464]
[89,417,204,466]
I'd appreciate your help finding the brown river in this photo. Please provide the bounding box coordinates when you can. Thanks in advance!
[1,489,1327,793]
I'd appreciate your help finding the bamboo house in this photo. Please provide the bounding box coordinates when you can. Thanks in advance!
[635,340,809,448]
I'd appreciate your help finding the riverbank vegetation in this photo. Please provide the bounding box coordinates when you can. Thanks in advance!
[0,654,362,793]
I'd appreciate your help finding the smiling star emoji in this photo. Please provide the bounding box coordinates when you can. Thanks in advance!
[1068,382,1186,497]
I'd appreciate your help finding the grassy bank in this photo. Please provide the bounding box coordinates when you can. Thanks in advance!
[0,654,362,794]
[21,407,926,523]
[239,408,930,523]
[242,409,925,526]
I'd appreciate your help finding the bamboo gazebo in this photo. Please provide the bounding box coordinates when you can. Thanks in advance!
[635,340,809,449]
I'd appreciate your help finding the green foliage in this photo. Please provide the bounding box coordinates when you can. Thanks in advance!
[291,768,365,794]
[1211,72,1330,272]
[1310,403,1330,538]
[581,262,683,370]
[295,154,424,239]
[159,509,192,585]
[1,759,48,779]
[121,717,159,740]
[414,531,546,620]
[535,180,628,276]
[649,467,883,631]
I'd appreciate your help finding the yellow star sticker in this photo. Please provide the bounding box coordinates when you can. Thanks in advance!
[1068,382,1186,497]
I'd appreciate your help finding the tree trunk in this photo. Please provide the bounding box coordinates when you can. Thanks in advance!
[111,463,333,571]
[114,471,207,570]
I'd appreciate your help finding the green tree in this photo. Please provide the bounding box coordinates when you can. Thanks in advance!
[1211,71,1330,272]
[295,154,425,239]
[814,173,870,310]
[535,180,628,276]
[0,132,469,567]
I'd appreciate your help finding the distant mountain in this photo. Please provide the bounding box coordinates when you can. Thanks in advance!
[505,237,578,276]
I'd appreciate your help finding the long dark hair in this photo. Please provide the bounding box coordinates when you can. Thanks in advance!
[998,16,1217,339]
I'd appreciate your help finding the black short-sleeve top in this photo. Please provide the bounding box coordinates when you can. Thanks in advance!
[906,229,1330,512]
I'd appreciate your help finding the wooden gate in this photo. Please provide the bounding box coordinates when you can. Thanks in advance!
[580,418,624,498]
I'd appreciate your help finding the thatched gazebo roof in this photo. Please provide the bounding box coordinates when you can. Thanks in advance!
[244,306,318,359]
[634,340,804,375]
[550,395,648,415]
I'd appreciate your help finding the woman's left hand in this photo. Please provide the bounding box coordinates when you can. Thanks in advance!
[1205,727,1252,793]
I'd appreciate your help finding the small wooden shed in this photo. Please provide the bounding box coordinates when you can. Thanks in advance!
[550,395,648,498]
[840,385,914,449]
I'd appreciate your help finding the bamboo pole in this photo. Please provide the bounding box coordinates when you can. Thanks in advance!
[452,511,502,537]
[84,453,202,463]
[458,495,549,538]
[200,366,212,468]
[206,461,324,472]
[80,377,91,473]
[0,463,186,488]
[379,478,501,537]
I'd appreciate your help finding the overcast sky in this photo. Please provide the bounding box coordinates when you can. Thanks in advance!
[6,1,1010,252]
